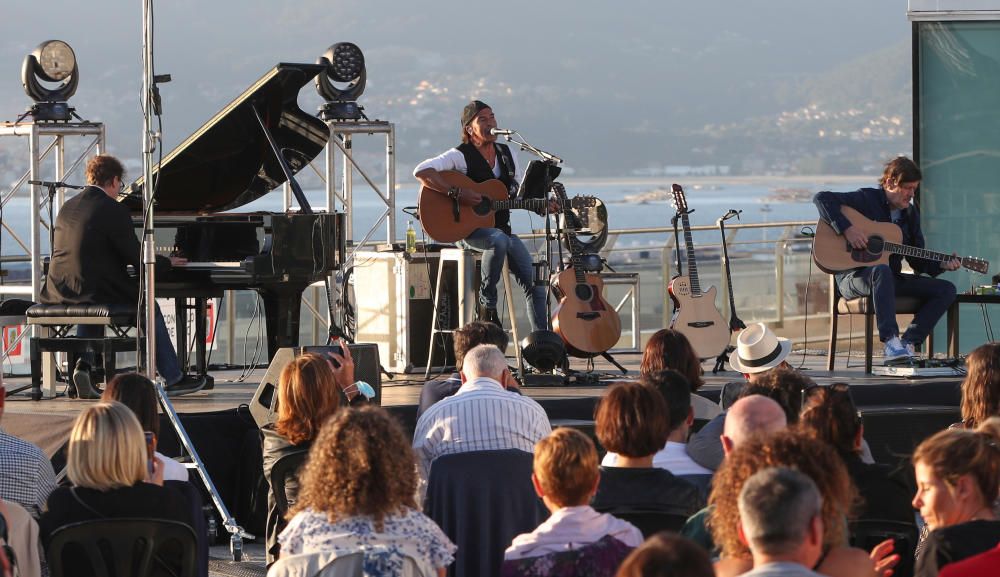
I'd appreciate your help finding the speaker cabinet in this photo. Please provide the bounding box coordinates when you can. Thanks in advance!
[249,343,381,429]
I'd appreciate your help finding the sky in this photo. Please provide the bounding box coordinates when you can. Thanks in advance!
[0,1,914,166]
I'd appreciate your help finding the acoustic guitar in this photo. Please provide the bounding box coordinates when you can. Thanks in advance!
[550,182,622,357]
[417,171,595,243]
[812,206,989,274]
[668,184,731,360]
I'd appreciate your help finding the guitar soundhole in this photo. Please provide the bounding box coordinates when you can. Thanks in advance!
[867,235,885,253]
[575,284,594,301]
[473,199,491,216]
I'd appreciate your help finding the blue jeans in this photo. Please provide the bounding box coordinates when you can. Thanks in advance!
[459,228,549,331]
[836,264,957,344]
[78,303,184,385]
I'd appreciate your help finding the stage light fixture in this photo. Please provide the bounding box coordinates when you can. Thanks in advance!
[315,42,367,121]
[21,40,79,122]
[521,330,566,373]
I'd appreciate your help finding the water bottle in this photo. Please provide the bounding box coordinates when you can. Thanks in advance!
[406,221,417,254]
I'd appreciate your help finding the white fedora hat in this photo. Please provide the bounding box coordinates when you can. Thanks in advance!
[729,322,791,374]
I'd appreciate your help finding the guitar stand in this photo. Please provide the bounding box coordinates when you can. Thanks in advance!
[713,345,735,374]
[600,351,628,375]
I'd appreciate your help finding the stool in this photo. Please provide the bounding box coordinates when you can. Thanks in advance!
[27,304,138,400]
[424,248,524,379]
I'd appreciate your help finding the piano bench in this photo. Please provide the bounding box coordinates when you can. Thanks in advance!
[26,304,138,400]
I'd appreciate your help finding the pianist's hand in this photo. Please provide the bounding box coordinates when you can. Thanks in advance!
[169,256,188,267]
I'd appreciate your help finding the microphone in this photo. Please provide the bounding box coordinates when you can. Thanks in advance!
[28,180,85,190]
[490,128,516,136]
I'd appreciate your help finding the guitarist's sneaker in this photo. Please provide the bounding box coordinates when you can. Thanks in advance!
[902,340,917,358]
[883,336,913,365]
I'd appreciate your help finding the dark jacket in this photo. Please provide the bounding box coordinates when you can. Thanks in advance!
[592,466,705,517]
[845,454,915,525]
[40,186,169,305]
[261,424,310,566]
[813,187,943,277]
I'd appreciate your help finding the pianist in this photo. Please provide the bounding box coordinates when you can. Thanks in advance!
[39,155,206,398]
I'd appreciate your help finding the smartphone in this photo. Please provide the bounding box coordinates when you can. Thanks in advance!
[144,431,155,476]
[305,345,343,367]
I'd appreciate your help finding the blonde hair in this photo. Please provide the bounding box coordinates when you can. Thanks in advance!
[534,428,599,508]
[67,401,147,490]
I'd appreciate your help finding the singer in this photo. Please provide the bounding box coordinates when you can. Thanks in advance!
[414,100,551,330]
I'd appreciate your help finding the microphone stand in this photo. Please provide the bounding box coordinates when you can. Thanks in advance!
[497,131,563,164]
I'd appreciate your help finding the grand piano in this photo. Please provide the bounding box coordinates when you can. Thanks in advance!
[121,63,345,368]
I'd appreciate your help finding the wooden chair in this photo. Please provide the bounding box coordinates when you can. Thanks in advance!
[827,275,924,374]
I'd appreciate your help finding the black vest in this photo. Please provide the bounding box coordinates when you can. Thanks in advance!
[457,142,517,235]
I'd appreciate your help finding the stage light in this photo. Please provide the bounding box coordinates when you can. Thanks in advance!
[315,42,367,121]
[21,40,79,122]
[521,330,566,373]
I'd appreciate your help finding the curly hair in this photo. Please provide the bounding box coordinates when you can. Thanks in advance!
[291,406,417,531]
[961,342,1000,429]
[85,154,125,188]
[595,380,669,458]
[799,383,862,460]
[912,425,1000,507]
[707,429,856,560]
[879,156,921,188]
[640,329,703,391]
[275,352,342,445]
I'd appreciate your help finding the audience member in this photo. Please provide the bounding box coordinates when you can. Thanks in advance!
[960,342,1000,429]
[278,406,455,576]
[261,348,357,565]
[602,371,712,491]
[418,321,509,419]
[688,357,806,471]
[614,533,714,577]
[709,430,878,577]
[0,499,41,577]
[0,382,57,519]
[502,428,642,577]
[592,381,704,518]
[413,344,551,485]
[737,467,826,577]
[799,383,914,525]
[38,402,193,575]
[640,329,718,419]
[102,372,188,482]
[911,425,1000,577]
[680,395,787,553]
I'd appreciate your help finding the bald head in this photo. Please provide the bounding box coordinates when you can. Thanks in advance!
[722,395,787,455]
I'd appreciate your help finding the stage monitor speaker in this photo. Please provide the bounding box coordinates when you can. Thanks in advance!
[249,343,382,429]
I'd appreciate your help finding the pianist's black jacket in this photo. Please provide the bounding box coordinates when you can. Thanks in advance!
[40,186,167,306]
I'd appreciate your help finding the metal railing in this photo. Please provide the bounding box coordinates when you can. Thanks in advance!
[1,220,835,369]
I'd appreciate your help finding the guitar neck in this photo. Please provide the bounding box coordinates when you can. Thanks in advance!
[882,241,961,267]
[493,198,566,211]
[680,213,702,293]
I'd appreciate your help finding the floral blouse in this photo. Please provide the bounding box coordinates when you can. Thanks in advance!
[279,507,456,570]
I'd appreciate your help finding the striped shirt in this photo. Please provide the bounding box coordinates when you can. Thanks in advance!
[0,427,57,518]
[412,377,551,483]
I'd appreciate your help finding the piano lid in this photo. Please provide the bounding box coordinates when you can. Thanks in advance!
[123,63,330,214]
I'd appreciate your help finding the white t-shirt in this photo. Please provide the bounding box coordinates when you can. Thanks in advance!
[602,441,713,476]
[413,145,522,183]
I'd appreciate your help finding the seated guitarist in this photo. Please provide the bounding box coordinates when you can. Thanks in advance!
[813,156,958,364]
[414,100,550,330]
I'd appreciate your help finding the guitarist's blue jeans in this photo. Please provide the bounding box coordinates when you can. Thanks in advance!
[835,264,957,344]
[460,227,549,331]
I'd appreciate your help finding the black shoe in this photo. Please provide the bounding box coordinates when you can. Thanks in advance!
[479,306,502,328]
[165,375,207,397]
[71,360,101,400]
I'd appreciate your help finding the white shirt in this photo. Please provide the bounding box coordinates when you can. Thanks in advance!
[412,376,551,483]
[156,450,189,482]
[504,505,643,561]
[413,145,522,183]
[602,441,714,476]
